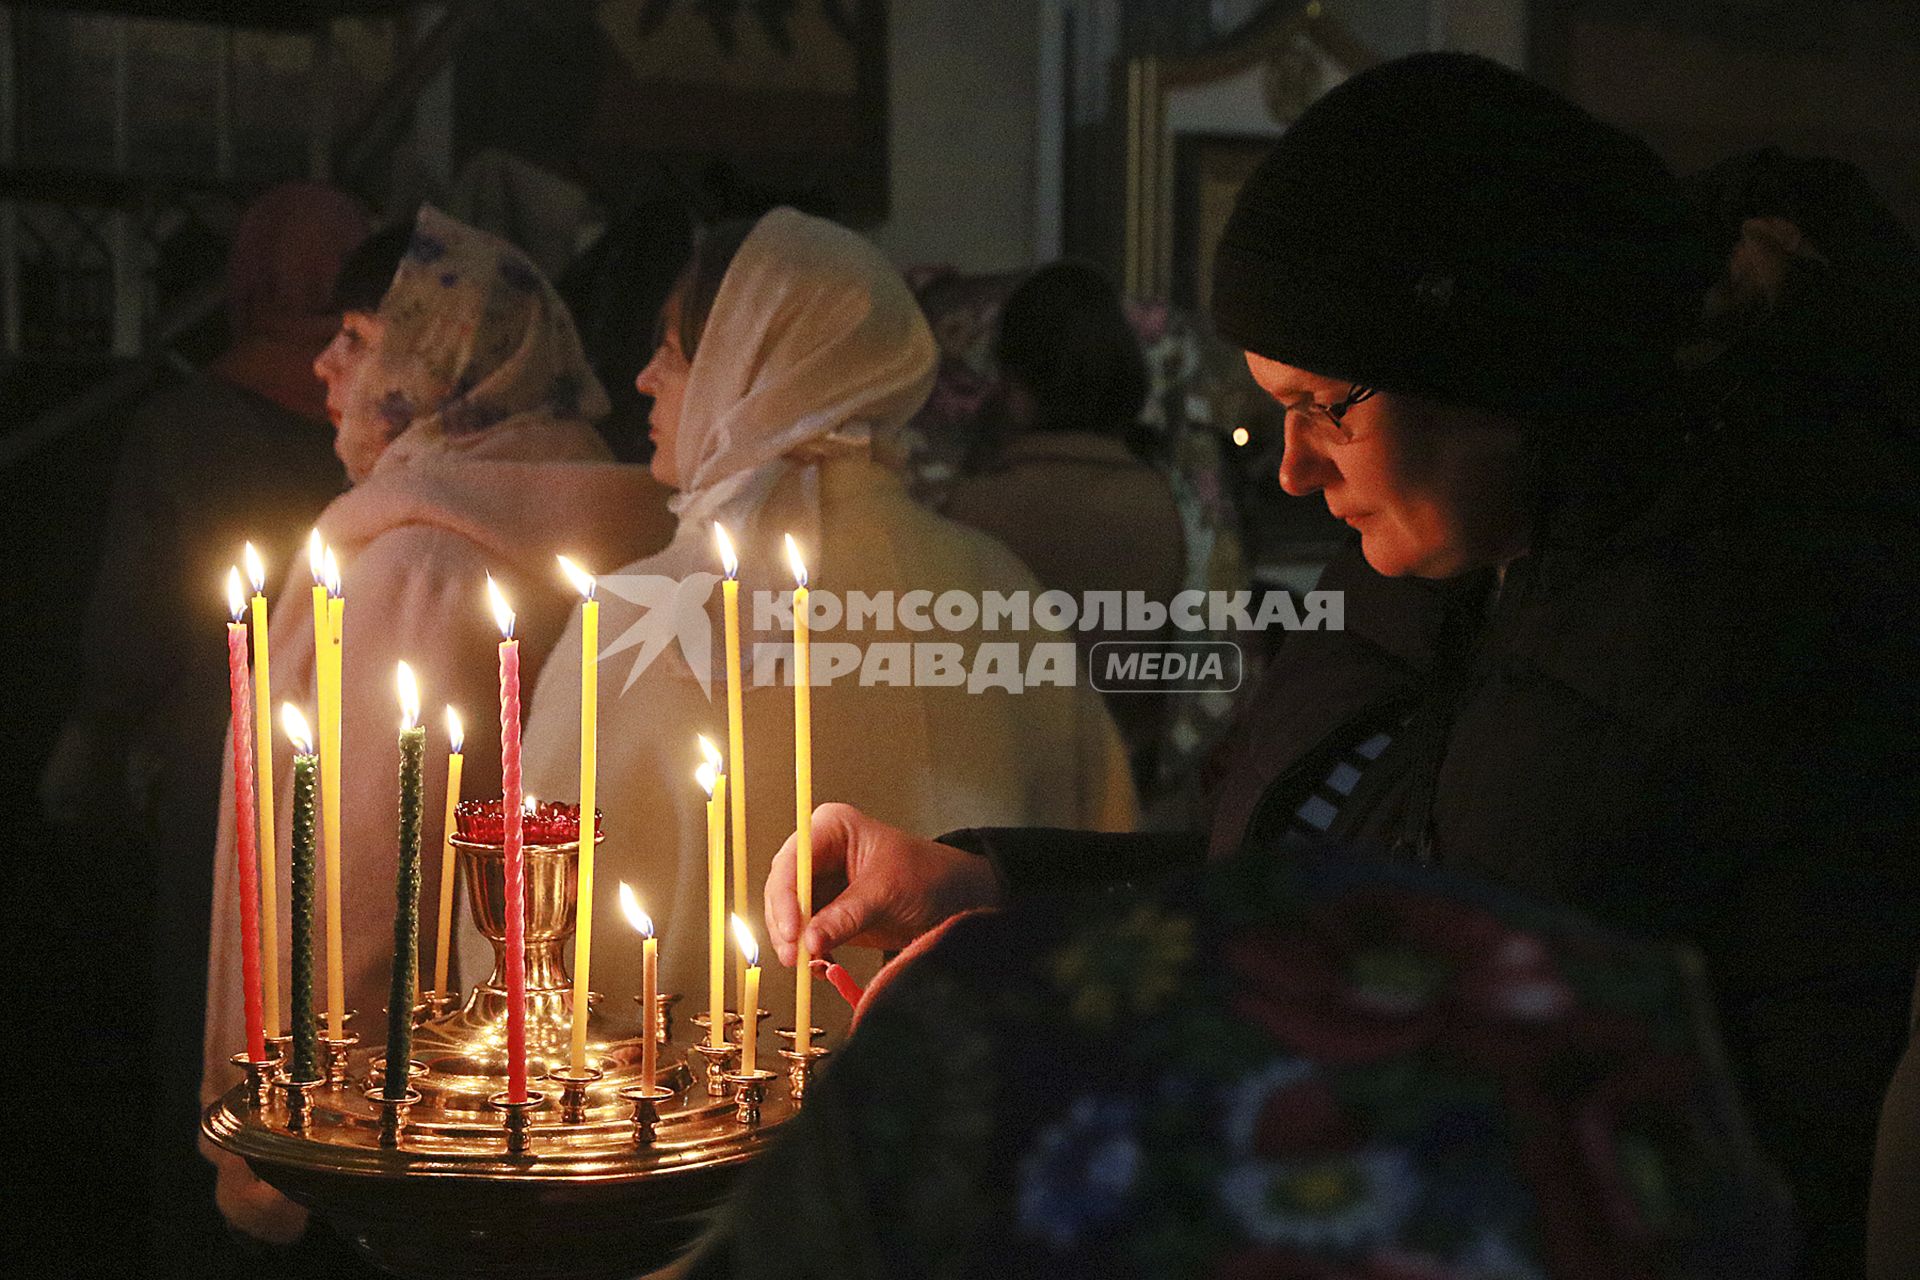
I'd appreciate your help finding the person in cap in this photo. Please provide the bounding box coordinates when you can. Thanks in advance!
[757,53,1920,1278]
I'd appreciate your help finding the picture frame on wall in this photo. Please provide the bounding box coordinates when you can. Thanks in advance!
[1171,132,1276,314]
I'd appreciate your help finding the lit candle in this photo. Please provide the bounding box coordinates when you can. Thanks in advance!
[385,662,425,1100]
[786,534,814,1055]
[242,543,281,1041]
[732,915,760,1074]
[714,525,749,1012]
[283,705,320,1081]
[696,746,726,1048]
[431,707,464,1005]
[557,556,599,1074]
[307,533,347,1041]
[488,575,529,1101]
[618,883,657,1089]
[225,569,267,1063]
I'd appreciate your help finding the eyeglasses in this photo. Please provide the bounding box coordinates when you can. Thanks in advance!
[1278,383,1378,445]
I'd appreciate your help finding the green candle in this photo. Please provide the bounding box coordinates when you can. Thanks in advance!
[284,706,320,1083]
[385,663,426,1100]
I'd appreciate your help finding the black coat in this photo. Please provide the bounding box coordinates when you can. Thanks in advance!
[953,414,1920,1279]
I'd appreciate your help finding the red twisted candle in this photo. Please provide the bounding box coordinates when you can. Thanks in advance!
[811,957,866,1009]
[490,576,528,1102]
[225,571,266,1062]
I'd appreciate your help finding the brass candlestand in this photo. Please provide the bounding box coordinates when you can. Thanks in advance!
[204,807,821,1280]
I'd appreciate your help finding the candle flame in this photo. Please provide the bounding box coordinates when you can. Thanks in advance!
[524,794,538,814]
[618,882,654,938]
[308,528,325,583]
[784,533,808,589]
[485,574,516,639]
[714,523,739,579]
[281,703,313,754]
[696,733,724,772]
[556,554,596,601]
[226,566,246,621]
[322,547,342,598]
[1231,425,1251,447]
[396,661,420,729]
[243,542,266,594]
[695,760,718,797]
[445,706,464,754]
[730,913,759,968]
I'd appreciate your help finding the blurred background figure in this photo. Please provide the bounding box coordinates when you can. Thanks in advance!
[35,179,370,1268]
[943,261,1185,789]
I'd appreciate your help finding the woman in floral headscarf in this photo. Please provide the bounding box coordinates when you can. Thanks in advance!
[521,208,1135,1046]
[201,206,671,1239]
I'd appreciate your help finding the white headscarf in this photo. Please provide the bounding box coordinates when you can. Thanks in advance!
[626,207,937,665]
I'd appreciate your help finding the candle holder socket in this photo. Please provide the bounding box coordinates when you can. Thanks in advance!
[489,1090,548,1157]
[633,991,682,1044]
[777,1045,830,1103]
[546,1065,604,1124]
[281,1075,324,1134]
[687,1010,742,1038]
[420,989,462,1020]
[615,1083,674,1146]
[370,1057,427,1094]
[689,1041,740,1097]
[774,1026,826,1049]
[319,1030,360,1089]
[723,1070,777,1125]
[264,1034,293,1075]
[365,1085,423,1147]
[230,1052,278,1111]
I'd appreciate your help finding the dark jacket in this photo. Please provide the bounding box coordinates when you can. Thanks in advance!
[952,405,1920,1278]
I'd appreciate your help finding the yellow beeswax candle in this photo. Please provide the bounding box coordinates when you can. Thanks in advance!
[732,915,760,1074]
[557,556,600,1073]
[322,547,346,1039]
[714,525,749,1014]
[697,752,726,1048]
[619,883,657,1089]
[243,543,281,1039]
[432,707,464,1003]
[785,535,814,1054]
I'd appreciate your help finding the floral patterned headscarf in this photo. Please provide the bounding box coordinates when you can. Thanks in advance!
[359,205,609,457]
[689,851,1795,1280]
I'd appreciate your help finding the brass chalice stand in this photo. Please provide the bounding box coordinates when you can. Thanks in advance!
[204,816,819,1280]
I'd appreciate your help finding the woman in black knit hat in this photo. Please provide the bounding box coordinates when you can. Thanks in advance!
[748,53,1920,1280]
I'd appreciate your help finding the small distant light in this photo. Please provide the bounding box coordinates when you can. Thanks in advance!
[1231,426,1251,448]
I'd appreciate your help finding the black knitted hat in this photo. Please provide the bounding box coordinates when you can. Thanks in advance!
[1211,52,1714,421]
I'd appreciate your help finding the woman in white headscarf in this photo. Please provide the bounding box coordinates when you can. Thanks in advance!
[521,208,1135,1040]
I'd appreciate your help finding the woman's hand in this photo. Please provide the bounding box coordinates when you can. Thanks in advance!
[765,802,1003,965]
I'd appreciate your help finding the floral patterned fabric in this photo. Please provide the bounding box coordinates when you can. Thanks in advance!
[358,204,610,455]
[688,850,1794,1280]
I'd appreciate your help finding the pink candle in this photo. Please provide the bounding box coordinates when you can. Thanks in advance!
[225,570,266,1062]
[489,576,528,1102]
